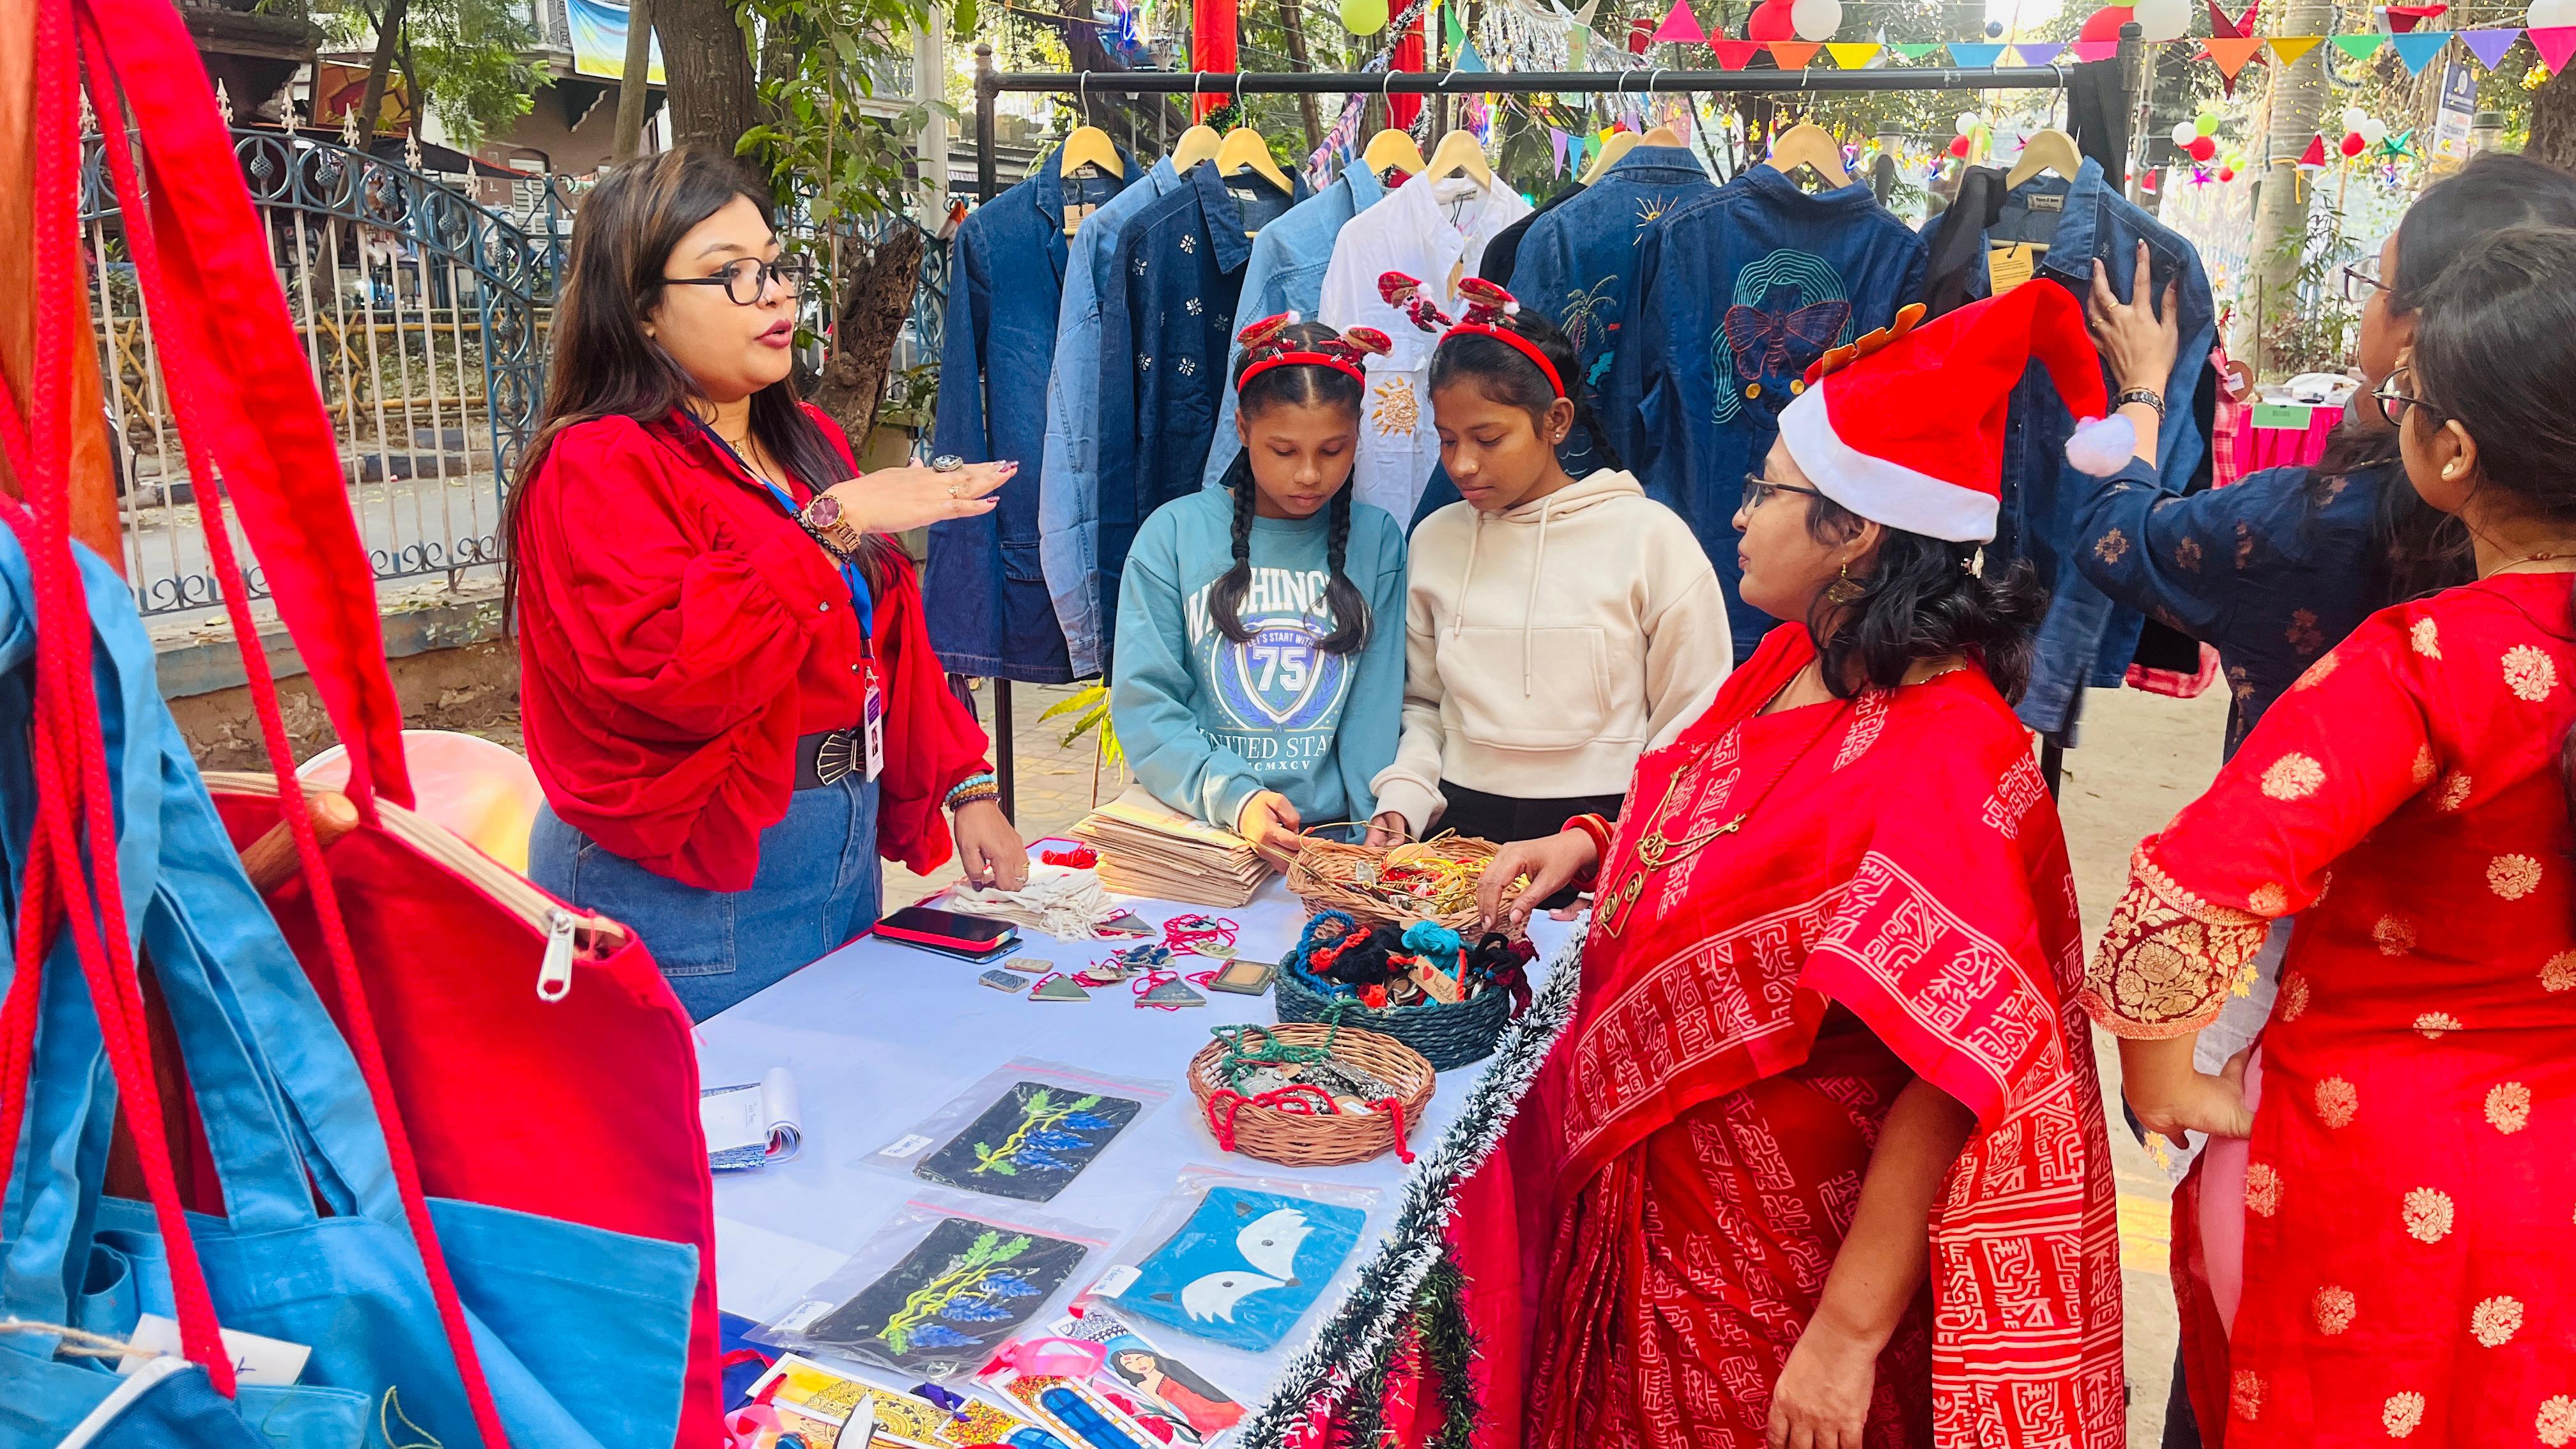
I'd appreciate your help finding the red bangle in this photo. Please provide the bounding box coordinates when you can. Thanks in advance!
[1565,813,1614,889]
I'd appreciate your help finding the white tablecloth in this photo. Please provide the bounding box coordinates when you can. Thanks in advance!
[699,854,1572,1402]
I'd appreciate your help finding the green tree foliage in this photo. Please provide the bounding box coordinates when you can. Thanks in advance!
[320,0,549,148]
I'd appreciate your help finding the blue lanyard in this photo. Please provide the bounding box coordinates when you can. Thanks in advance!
[697,421,873,648]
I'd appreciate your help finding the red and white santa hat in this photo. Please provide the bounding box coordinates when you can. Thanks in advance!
[1774,282,2135,545]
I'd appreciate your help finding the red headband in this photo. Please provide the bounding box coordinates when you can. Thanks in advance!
[1236,312,1393,388]
[1377,273,1566,399]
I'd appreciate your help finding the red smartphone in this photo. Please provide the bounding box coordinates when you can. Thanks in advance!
[872,905,1018,959]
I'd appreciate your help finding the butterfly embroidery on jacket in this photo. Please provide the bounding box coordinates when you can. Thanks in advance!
[1720,297,1851,385]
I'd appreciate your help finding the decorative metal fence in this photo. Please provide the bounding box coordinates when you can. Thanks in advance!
[83,119,556,617]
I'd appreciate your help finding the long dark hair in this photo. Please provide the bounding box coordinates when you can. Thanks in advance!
[1208,322,1370,654]
[2405,225,2576,852]
[1108,1347,1234,1409]
[1800,494,2050,703]
[1426,304,1625,473]
[2311,153,2576,608]
[502,147,894,620]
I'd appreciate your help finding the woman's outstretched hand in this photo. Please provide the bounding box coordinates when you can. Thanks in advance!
[1478,829,1598,931]
[2087,240,2182,395]
[822,458,1016,535]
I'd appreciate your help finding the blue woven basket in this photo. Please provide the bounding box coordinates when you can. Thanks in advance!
[1273,944,1511,1071]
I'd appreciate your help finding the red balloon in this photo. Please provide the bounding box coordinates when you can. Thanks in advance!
[2217,165,2236,181]
[1748,0,1797,41]
[2078,4,2135,40]
[2186,135,2217,162]
[1948,134,1973,157]
[2340,130,2368,157]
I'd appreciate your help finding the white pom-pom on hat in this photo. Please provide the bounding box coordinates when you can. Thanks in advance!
[2064,413,2137,477]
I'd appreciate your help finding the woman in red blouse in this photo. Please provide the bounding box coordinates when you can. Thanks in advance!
[510,147,1026,1020]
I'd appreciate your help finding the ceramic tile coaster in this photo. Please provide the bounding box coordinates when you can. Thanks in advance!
[1002,956,1054,974]
[1137,977,1206,1009]
[1032,976,1093,1001]
[979,969,1028,993]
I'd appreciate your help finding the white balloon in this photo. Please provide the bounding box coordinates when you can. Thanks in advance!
[1957,110,1981,136]
[2358,116,2389,145]
[2531,0,2576,28]
[2132,0,2189,41]
[1790,0,1842,40]
[2341,105,2369,132]
[2170,119,2199,146]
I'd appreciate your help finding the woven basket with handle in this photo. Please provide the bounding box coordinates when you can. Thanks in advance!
[1284,828,1526,937]
[1188,1023,1436,1167]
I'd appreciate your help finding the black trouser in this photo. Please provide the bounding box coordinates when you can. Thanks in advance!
[1437,781,1626,910]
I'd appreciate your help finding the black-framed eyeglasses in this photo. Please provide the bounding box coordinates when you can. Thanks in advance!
[2341,257,2389,304]
[2373,369,2442,429]
[660,255,812,306]
[1742,473,1825,512]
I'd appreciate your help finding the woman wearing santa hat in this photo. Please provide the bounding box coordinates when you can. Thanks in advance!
[1458,280,2153,1449]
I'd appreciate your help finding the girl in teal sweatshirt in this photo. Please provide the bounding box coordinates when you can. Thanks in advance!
[1112,316,1409,865]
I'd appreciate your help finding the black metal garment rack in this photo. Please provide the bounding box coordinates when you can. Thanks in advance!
[965,34,2146,816]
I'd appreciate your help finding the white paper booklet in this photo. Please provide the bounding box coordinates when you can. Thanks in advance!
[701,1067,802,1171]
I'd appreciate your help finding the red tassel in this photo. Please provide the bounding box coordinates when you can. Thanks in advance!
[1193,0,1239,120]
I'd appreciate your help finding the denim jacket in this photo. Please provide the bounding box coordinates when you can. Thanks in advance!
[1199,164,1386,491]
[1930,158,2218,737]
[1039,158,1186,678]
[927,144,1131,681]
[1092,163,1308,668]
[1614,166,1928,661]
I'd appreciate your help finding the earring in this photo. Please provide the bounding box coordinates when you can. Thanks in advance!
[1823,562,1864,605]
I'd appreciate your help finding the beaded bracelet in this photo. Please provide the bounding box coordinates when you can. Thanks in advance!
[944,770,999,811]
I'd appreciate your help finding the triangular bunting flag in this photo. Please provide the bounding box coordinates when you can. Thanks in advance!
[1550,127,1569,176]
[2533,25,2576,70]
[2267,35,2323,64]
[1711,37,1763,67]
[2069,38,2120,59]
[2297,132,2327,165]
[1827,41,1882,66]
[2329,33,2386,60]
[1947,41,2007,66]
[2205,36,2268,84]
[2389,29,2452,72]
[2457,27,2519,68]
[1767,40,1823,65]
[1456,36,1489,69]
[1443,1,1468,49]
[1889,41,1943,60]
[1650,0,1707,45]
[2012,40,2066,65]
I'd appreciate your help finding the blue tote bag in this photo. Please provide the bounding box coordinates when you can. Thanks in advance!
[0,533,702,1448]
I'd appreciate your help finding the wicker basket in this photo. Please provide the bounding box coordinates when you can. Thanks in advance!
[1273,947,1514,1071]
[1284,829,1526,937]
[1188,1023,1437,1167]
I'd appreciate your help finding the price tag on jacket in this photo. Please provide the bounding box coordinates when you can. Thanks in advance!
[1987,243,2041,296]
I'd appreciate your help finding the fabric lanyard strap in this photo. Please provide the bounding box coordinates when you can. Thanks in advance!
[696,420,873,648]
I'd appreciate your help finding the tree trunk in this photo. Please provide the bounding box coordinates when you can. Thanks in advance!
[659,0,760,155]
[354,0,407,143]
[2531,63,2576,172]
[2247,0,2334,374]
[811,227,927,444]
[613,0,657,164]
[1278,0,1321,153]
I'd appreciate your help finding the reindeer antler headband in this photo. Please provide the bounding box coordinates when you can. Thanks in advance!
[1235,312,1393,388]
[1378,273,1565,399]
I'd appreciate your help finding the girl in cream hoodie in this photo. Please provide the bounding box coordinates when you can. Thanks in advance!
[1366,277,1730,879]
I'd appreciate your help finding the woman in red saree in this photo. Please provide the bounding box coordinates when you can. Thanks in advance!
[1461,280,2142,1449]
[2085,229,2576,1447]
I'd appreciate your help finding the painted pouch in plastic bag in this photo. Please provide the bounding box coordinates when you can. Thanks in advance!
[1089,1170,1379,1354]
[863,1060,1173,1204]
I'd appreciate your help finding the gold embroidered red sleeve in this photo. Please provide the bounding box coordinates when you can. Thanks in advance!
[2083,845,2269,1039]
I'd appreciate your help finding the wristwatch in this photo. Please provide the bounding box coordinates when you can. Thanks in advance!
[800,492,865,557]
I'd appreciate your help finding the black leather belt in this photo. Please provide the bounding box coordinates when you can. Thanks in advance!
[793,728,865,790]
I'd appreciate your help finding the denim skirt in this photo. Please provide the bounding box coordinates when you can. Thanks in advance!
[528,778,882,1022]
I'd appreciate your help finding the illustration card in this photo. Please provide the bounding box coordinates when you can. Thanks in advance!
[914,1082,1142,1202]
[804,1217,1087,1377]
[751,1354,1043,1448]
[1104,1187,1367,1353]
[1049,1307,1246,1446]
[997,1374,1165,1449]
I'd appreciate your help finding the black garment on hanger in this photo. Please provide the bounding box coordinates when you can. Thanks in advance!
[2067,56,2132,185]
[1478,180,1584,284]
[1919,166,2007,319]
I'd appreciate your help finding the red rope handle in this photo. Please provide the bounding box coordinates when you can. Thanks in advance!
[1370,1097,1416,1165]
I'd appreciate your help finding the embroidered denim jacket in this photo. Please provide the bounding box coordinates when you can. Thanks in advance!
[1092,163,1308,667]
[1039,158,1186,678]
[927,144,1130,681]
[1614,166,1928,661]
[1931,158,2218,737]
[1198,165,1386,491]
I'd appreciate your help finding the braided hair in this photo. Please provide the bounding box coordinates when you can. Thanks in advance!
[1208,318,1374,655]
[1415,281,1625,473]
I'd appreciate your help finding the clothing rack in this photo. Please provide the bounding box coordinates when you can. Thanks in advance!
[964,33,2146,816]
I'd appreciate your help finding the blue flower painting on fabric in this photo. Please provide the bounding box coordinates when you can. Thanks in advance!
[806,1218,1087,1378]
[1107,1187,1366,1353]
[916,1082,1143,1202]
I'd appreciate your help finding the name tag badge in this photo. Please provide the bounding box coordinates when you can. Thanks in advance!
[863,664,886,781]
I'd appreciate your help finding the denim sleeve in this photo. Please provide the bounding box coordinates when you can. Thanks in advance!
[1200,236,1289,491]
[2149,247,2218,494]
[930,227,988,465]
[2069,456,2246,641]
[1041,239,1108,677]
[1091,230,1147,667]
[1614,224,1671,489]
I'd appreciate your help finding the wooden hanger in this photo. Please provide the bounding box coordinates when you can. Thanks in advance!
[1764,121,1850,187]
[1579,130,1641,183]
[1641,124,1682,147]
[1362,128,1427,182]
[1215,126,1292,194]
[1424,127,1494,187]
[1059,125,1123,180]
[2005,127,2083,190]
[1170,125,1223,171]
